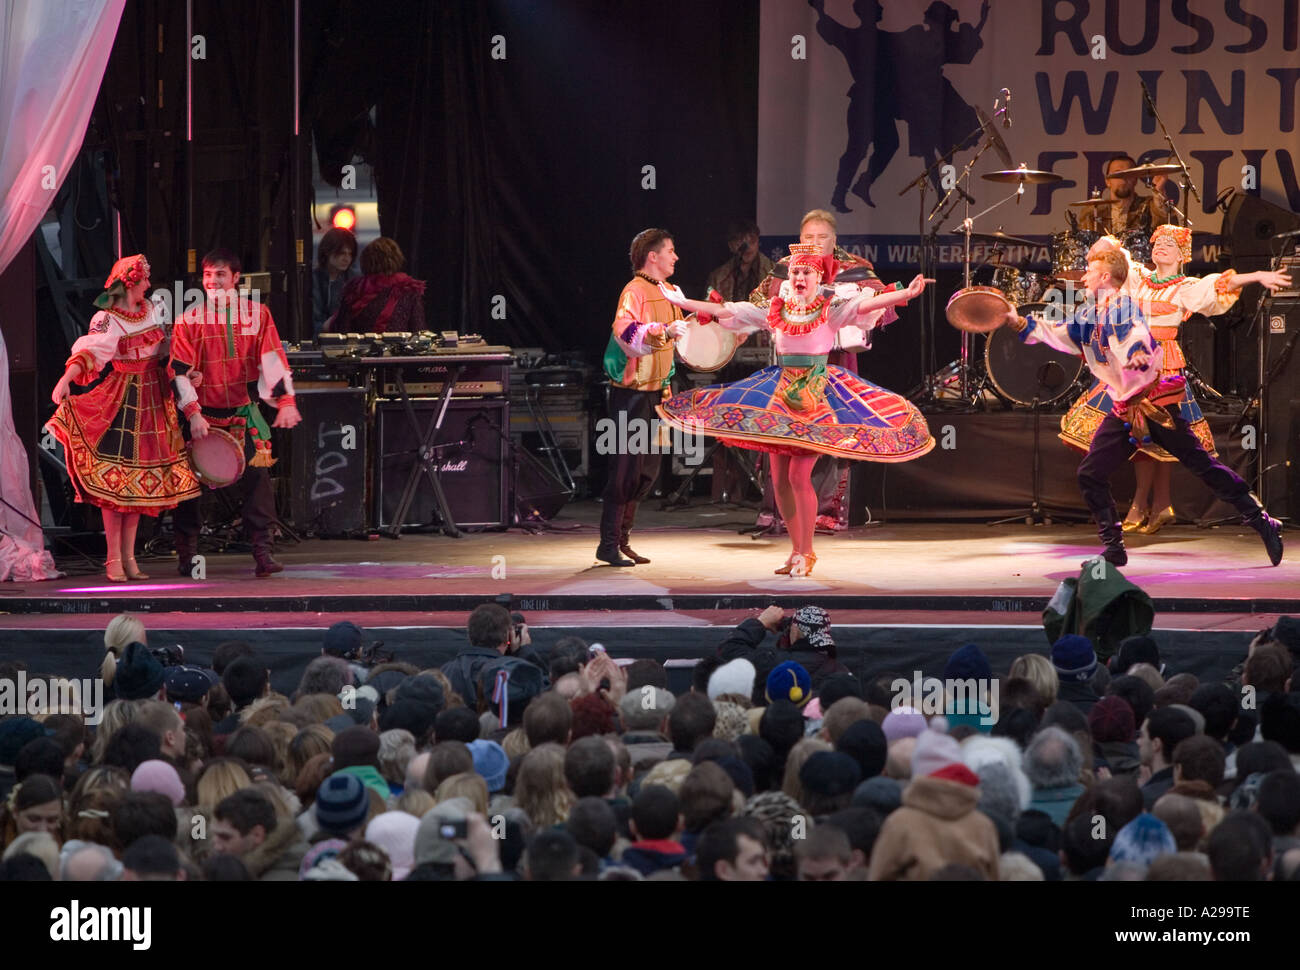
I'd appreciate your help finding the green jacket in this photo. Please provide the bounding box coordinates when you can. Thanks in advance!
[1043,559,1154,662]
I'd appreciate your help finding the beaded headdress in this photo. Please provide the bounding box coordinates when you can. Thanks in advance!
[1150,225,1192,264]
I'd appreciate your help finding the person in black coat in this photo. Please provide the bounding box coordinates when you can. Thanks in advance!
[717,605,849,705]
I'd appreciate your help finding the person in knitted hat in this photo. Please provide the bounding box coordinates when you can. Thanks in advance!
[659,259,932,576]
[868,725,1001,881]
[712,702,750,743]
[799,751,862,815]
[766,661,812,709]
[1088,696,1140,777]
[467,739,509,794]
[1110,635,1161,675]
[881,705,927,743]
[1108,811,1177,872]
[45,253,200,581]
[112,642,167,702]
[1051,635,1101,716]
[314,773,371,839]
[852,776,902,816]
[130,760,186,807]
[365,810,420,880]
[836,719,887,781]
[942,644,996,734]
[742,789,808,881]
[707,659,757,702]
[715,606,850,707]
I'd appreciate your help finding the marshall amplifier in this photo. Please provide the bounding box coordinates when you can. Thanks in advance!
[375,399,510,529]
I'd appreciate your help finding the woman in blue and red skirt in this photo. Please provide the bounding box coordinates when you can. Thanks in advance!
[46,255,200,581]
[658,244,933,576]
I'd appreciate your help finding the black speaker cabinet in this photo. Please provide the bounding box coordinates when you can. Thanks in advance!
[1262,303,1300,520]
[282,388,369,535]
[375,399,510,529]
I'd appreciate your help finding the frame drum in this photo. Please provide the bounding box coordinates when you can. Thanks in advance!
[188,427,245,487]
[945,286,1016,333]
[675,318,739,372]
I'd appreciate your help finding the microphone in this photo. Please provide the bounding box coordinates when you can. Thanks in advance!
[1001,88,1012,128]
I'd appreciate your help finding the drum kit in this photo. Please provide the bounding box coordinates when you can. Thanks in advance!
[941,161,1183,409]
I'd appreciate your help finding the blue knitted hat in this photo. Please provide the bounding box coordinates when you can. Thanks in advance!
[765,661,811,708]
[1109,812,1176,869]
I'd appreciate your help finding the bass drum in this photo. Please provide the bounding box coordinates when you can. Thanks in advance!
[984,302,1085,406]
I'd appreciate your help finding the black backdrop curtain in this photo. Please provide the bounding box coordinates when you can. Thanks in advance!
[368,0,760,354]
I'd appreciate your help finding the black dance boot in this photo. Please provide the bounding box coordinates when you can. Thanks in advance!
[619,502,650,564]
[596,501,633,566]
[251,531,284,578]
[1094,507,1128,567]
[175,533,197,578]
[1236,493,1284,566]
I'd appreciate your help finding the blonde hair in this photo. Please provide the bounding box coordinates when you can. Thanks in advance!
[435,772,489,815]
[502,727,531,761]
[196,758,254,813]
[1127,662,1165,692]
[240,696,291,728]
[261,721,299,787]
[378,729,416,787]
[1089,249,1128,287]
[800,209,837,233]
[782,737,833,808]
[285,724,334,788]
[101,614,146,684]
[1009,654,1059,708]
[514,743,575,828]
[293,693,344,723]
[89,699,139,764]
[394,788,437,818]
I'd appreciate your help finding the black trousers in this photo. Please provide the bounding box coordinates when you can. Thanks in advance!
[1078,410,1252,520]
[600,386,663,546]
[174,420,276,539]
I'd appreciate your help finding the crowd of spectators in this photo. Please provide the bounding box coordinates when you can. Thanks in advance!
[1,604,1298,882]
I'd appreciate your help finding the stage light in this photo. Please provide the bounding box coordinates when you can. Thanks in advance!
[330,204,357,231]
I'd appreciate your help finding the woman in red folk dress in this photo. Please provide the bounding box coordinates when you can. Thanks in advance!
[46,255,201,582]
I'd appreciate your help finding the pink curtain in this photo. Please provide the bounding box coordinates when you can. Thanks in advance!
[0,0,126,581]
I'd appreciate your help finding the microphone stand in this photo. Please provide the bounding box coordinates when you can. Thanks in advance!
[1140,79,1200,228]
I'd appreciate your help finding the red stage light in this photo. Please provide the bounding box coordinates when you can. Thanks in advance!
[330,205,356,231]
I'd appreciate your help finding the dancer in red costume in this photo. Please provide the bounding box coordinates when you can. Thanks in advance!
[657,244,932,576]
[46,255,201,582]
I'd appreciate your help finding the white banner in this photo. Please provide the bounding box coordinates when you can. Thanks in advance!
[758,0,1300,266]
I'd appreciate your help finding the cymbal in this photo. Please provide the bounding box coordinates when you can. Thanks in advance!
[969,229,1037,246]
[1067,198,1112,207]
[1111,163,1183,178]
[982,168,1063,184]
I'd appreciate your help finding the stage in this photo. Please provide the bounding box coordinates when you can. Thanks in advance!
[3,502,1293,693]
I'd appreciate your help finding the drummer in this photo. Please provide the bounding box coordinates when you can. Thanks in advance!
[1079,154,1175,235]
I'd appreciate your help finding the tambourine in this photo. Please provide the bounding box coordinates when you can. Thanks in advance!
[188,427,245,487]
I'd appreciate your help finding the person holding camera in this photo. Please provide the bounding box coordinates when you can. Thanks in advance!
[716,604,849,703]
[441,604,547,711]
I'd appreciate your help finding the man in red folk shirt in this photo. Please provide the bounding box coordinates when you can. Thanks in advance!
[170,249,302,578]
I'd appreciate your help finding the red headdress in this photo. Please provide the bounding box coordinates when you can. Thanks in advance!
[1150,225,1192,264]
[94,255,151,309]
